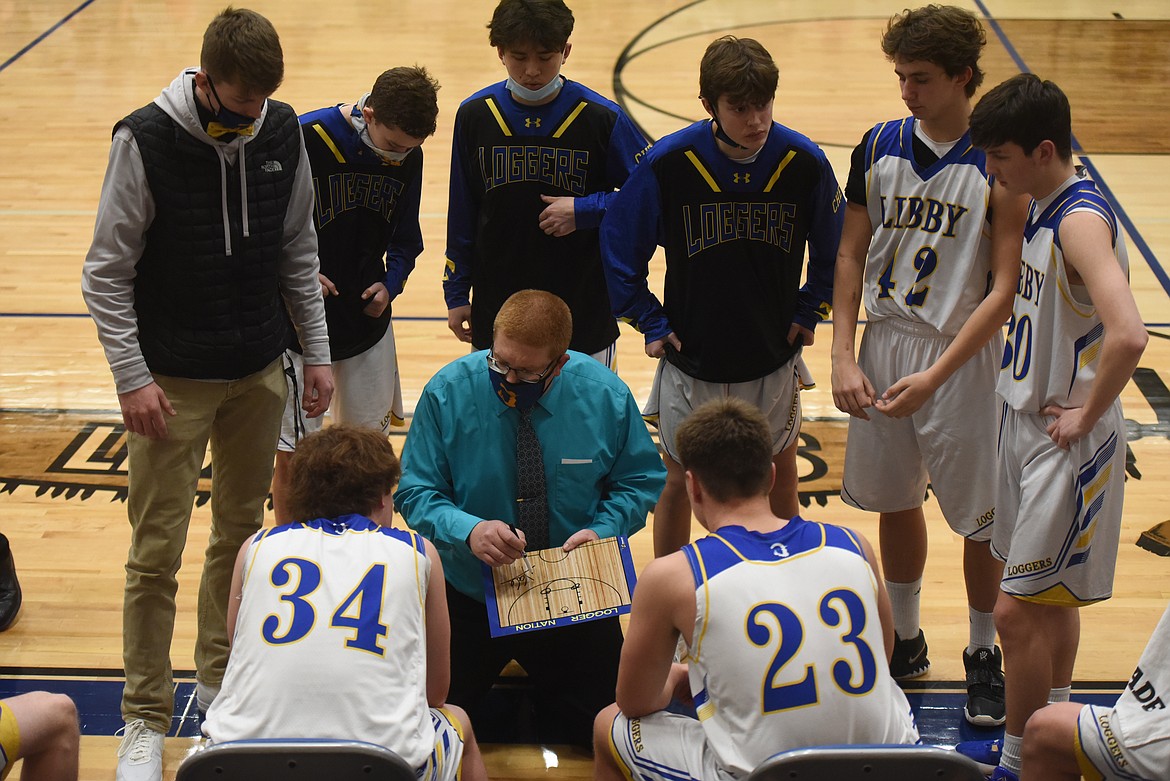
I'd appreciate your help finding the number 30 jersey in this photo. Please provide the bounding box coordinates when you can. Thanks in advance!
[202,515,433,768]
[859,118,993,335]
[998,175,1128,412]
[684,519,919,776]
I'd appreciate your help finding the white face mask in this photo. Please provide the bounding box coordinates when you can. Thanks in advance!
[350,94,411,162]
[505,74,564,103]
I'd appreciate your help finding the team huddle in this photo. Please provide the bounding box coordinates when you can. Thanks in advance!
[1,2,1157,781]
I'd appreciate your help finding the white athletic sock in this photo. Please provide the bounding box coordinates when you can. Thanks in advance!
[967,608,997,653]
[1001,733,1023,773]
[886,578,922,640]
[1049,685,1071,703]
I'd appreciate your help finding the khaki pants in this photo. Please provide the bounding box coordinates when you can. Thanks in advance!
[122,358,286,731]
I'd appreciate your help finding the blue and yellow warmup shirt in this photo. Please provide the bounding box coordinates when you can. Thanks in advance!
[602,119,842,384]
[300,104,424,360]
[444,80,650,355]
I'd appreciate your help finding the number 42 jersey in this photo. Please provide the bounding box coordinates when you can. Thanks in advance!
[684,519,919,777]
[859,118,993,336]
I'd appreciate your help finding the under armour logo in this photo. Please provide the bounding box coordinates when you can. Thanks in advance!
[261,160,283,173]
[770,542,790,558]
[525,117,542,128]
[733,172,751,184]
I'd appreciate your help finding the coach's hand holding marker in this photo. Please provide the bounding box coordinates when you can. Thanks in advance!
[468,519,527,567]
[507,523,534,575]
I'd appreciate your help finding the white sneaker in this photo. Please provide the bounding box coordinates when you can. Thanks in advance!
[116,719,164,781]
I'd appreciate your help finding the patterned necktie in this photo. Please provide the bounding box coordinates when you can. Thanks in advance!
[515,407,550,550]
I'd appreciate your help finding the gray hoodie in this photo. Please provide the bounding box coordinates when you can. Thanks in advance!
[81,68,328,394]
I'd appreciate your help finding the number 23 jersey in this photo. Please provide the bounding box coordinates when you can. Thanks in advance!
[684,519,919,776]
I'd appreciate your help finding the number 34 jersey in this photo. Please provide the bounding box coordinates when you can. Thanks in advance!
[203,515,434,768]
[860,118,992,336]
[684,519,919,776]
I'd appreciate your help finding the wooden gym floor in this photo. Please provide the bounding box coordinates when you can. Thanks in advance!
[1,1,1168,778]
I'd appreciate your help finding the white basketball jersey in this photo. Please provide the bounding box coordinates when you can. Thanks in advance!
[997,175,1129,412]
[1113,602,1170,748]
[861,119,993,335]
[685,519,919,777]
[202,516,434,768]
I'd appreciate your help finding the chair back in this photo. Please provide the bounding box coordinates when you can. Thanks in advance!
[175,738,418,781]
[747,744,985,781]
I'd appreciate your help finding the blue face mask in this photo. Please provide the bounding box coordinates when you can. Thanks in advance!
[489,368,547,410]
[711,117,748,150]
[205,74,258,137]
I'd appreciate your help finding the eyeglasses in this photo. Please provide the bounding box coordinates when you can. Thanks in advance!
[486,349,558,384]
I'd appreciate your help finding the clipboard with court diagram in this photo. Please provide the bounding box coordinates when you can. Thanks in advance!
[482,536,638,637]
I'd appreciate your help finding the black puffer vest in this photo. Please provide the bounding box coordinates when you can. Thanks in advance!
[120,100,301,380]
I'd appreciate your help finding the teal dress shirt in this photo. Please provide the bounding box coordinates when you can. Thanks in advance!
[394,350,666,600]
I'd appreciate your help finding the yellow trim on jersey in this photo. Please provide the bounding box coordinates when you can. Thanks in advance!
[240,528,271,587]
[412,530,427,623]
[443,257,457,281]
[434,706,464,781]
[1082,463,1112,507]
[311,123,346,164]
[692,543,713,661]
[1013,582,1103,607]
[1054,255,1097,317]
[485,98,512,137]
[705,524,827,565]
[762,150,797,193]
[841,527,879,591]
[608,719,638,781]
[685,151,721,193]
[390,413,406,428]
[865,120,896,197]
[0,698,22,774]
[552,101,589,138]
[696,698,716,722]
[1072,724,1107,781]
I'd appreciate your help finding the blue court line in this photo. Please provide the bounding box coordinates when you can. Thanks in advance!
[973,0,1170,299]
[0,1,97,75]
[0,675,1124,743]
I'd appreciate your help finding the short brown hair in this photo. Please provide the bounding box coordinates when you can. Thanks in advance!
[882,5,986,97]
[287,426,401,522]
[493,289,572,357]
[201,6,284,95]
[970,73,1073,160]
[675,398,773,503]
[699,36,778,107]
[368,66,441,139]
[488,0,574,51]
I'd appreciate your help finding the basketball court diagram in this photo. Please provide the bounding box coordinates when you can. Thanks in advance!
[482,536,637,637]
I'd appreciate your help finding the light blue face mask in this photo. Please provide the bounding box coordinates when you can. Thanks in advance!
[351,94,411,162]
[505,74,564,103]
